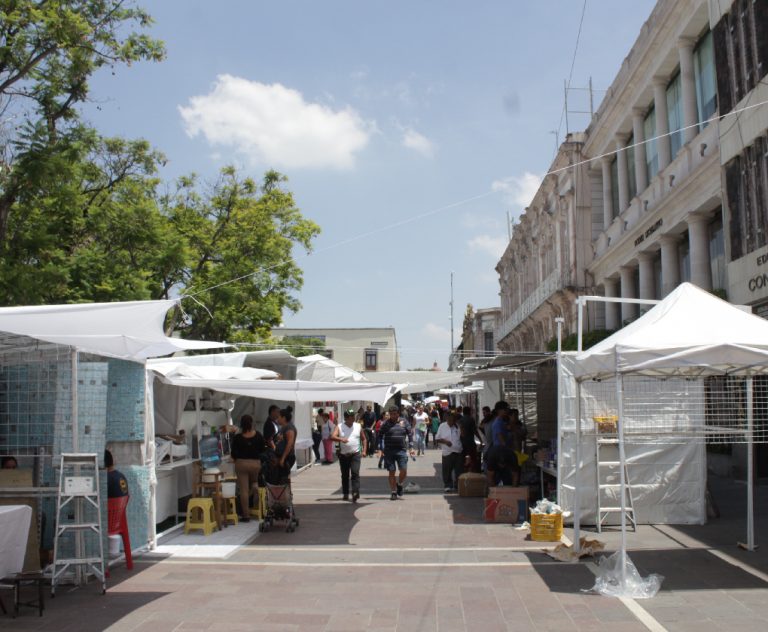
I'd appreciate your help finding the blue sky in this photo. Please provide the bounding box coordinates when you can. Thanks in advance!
[86,0,656,369]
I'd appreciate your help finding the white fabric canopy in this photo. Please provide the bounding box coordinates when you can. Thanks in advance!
[0,300,228,361]
[151,372,398,405]
[296,354,367,383]
[363,370,462,393]
[574,283,768,379]
[148,362,278,382]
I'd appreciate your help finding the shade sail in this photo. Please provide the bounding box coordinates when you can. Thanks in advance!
[574,283,768,379]
[363,371,462,393]
[148,362,278,381]
[150,373,399,405]
[0,300,228,361]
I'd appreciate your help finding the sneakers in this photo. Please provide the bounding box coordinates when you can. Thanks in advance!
[396,483,403,497]
[390,492,398,501]
[404,482,420,494]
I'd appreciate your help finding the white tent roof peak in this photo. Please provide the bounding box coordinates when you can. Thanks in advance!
[574,282,768,379]
[0,299,228,361]
[296,355,367,383]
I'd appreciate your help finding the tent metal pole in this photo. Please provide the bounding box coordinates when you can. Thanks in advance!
[747,377,755,552]
[616,368,628,588]
[577,297,583,352]
[574,380,582,554]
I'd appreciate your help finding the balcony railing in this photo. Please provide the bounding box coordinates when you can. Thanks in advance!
[496,269,563,343]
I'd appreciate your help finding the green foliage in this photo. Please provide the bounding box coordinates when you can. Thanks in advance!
[546,329,616,352]
[0,2,321,346]
[271,336,327,358]
[163,168,321,342]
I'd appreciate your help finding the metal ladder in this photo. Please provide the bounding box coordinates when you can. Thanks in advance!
[51,453,106,596]
[595,435,636,533]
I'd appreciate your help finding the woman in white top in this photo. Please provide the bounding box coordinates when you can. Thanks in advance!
[331,410,367,502]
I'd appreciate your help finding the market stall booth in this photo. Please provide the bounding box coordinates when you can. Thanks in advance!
[558,283,768,589]
[0,300,226,573]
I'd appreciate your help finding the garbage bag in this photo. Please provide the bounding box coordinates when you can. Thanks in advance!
[591,551,663,599]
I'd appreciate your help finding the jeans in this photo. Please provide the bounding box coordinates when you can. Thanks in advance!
[441,452,463,489]
[338,451,361,496]
[311,430,321,460]
[415,429,426,453]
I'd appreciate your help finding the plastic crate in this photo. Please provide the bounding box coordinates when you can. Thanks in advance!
[530,512,563,542]
[593,415,618,434]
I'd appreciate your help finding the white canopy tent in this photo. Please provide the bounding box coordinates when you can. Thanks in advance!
[562,283,768,589]
[296,354,367,383]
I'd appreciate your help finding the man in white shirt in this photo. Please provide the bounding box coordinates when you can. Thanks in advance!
[435,412,463,493]
[331,409,367,502]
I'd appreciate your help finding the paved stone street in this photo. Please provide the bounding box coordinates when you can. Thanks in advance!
[5,450,768,631]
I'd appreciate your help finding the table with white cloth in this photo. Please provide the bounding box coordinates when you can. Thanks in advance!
[0,505,32,579]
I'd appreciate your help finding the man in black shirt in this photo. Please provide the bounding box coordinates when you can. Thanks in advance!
[378,406,413,500]
[104,449,129,498]
[263,404,280,449]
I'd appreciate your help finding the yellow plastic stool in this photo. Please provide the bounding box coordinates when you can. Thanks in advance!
[224,496,239,525]
[249,487,267,520]
[184,498,217,536]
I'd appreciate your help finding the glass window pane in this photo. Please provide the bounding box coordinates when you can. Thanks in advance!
[644,108,658,178]
[694,30,717,128]
[667,73,683,158]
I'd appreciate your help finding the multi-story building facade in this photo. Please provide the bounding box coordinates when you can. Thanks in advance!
[458,305,502,359]
[497,0,767,351]
[270,327,399,373]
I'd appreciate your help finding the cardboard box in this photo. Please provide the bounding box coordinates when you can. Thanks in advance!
[484,486,528,523]
[458,472,487,497]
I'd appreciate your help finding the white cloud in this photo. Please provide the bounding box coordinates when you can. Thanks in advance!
[491,171,543,215]
[401,127,435,157]
[179,75,373,170]
[467,234,508,259]
[422,322,452,343]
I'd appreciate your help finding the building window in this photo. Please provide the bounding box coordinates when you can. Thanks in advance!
[666,72,684,159]
[483,331,494,354]
[725,133,768,261]
[627,133,637,200]
[644,107,659,179]
[712,0,768,115]
[709,213,726,290]
[364,349,378,371]
[610,157,620,218]
[694,30,718,128]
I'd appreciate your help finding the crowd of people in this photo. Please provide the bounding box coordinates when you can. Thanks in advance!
[299,400,527,501]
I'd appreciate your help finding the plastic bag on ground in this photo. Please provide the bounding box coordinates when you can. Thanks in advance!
[590,551,664,599]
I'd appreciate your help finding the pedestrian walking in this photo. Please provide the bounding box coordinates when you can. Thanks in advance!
[331,409,367,502]
[362,405,376,457]
[413,404,429,456]
[378,406,414,500]
[321,412,336,464]
[436,412,463,492]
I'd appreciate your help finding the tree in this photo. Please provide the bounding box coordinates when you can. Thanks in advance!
[272,336,327,358]
[0,0,165,247]
[162,167,321,342]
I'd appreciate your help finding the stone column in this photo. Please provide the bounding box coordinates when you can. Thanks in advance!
[688,214,712,290]
[678,38,698,144]
[601,156,614,228]
[632,108,648,193]
[603,277,619,330]
[653,77,671,171]
[615,133,629,215]
[619,264,637,323]
[638,252,655,300]
[660,235,680,296]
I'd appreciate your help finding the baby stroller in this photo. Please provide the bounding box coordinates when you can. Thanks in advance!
[259,449,299,533]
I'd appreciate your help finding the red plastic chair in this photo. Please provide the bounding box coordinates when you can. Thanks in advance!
[107,496,133,570]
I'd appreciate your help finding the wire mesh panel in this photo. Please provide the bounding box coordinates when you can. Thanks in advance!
[574,375,768,445]
[0,334,74,459]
